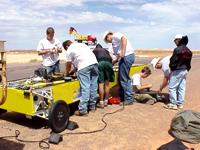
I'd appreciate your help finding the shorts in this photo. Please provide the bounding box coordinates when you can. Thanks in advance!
[98,61,115,83]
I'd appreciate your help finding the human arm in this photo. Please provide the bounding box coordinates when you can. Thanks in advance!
[119,36,127,59]
[169,48,179,71]
[56,47,62,53]
[65,62,72,76]
[109,52,118,66]
[158,75,169,92]
[38,49,55,55]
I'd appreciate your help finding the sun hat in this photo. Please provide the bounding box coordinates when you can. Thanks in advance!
[151,57,161,70]
[172,34,183,42]
[103,30,114,44]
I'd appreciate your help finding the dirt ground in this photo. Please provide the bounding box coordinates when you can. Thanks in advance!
[0,51,200,150]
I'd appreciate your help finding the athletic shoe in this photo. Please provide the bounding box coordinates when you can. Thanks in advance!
[89,109,96,113]
[74,110,88,117]
[119,100,133,106]
[163,103,177,110]
[104,101,108,107]
[177,105,183,109]
[145,100,155,105]
[97,103,104,109]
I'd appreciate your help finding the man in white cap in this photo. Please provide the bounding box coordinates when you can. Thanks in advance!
[151,55,171,92]
[164,34,192,110]
[103,31,135,105]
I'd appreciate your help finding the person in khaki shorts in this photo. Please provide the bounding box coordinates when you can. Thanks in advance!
[131,66,157,105]
[93,44,115,109]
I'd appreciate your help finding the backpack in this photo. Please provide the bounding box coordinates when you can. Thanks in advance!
[171,110,200,144]
[157,138,189,150]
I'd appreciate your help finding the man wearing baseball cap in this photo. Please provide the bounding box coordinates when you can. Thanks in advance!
[103,31,135,106]
[151,55,171,92]
[164,34,192,110]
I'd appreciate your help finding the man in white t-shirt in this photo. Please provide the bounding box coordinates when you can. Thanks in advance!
[151,56,171,92]
[63,40,98,117]
[103,31,135,106]
[131,66,157,105]
[37,27,62,75]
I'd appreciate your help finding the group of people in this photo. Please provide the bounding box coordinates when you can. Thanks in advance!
[151,34,192,110]
[37,27,192,117]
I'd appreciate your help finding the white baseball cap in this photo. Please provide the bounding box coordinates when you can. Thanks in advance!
[151,57,161,70]
[172,34,183,42]
[103,30,114,44]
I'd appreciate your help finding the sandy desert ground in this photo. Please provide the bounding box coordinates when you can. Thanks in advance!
[5,49,171,64]
[1,49,200,150]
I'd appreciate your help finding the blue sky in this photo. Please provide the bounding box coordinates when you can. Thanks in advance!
[0,0,200,50]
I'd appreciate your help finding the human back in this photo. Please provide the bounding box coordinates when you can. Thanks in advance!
[66,43,98,71]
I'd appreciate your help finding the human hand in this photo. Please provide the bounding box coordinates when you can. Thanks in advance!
[148,84,153,88]
[119,53,125,59]
[52,47,58,53]
[158,87,163,92]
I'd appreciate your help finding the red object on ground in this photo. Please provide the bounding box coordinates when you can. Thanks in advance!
[109,97,121,104]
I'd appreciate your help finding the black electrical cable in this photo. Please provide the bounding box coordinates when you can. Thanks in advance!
[0,61,131,149]
[0,105,124,149]
[0,130,50,149]
[62,106,124,136]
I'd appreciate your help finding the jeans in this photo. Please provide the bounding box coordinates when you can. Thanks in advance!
[43,60,60,75]
[118,53,135,102]
[77,64,98,113]
[169,69,188,106]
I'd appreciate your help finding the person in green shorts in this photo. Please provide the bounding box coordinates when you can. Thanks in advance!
[93,44,115,108]
[131,66,157,105]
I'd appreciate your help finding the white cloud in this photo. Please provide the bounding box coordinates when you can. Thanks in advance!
[1,0,200,49]
[113,5,138,10]
[140,0,200,24]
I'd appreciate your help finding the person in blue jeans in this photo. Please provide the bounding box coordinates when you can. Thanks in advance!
[37,27,62,75]
[103,31,135,105]
[164,34,192,110]
[63,40,98,116]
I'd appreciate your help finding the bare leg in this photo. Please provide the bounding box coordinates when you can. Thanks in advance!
[104,81,109,100]
[98,83,104,101]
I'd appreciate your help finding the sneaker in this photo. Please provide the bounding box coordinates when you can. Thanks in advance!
[177,105,183,109]
[145,100,155,105]
[97,103,104,109]
[119,100,133,106]
[74,110,88,117]
[104,101,108,107]
[89,109,96,113]
[163,103,177,110]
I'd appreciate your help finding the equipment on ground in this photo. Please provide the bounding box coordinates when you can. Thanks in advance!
[108,97,121,104]
[69,27,97,46]
[0,57,147,133]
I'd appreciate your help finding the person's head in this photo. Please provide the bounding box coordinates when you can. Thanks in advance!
[46,27,55,41]
[103,31,114,44]
[172,34,183,46]
[151,57,161,70]
[141,66,151,78]
[95,43,103,49]
[62,40,72,50]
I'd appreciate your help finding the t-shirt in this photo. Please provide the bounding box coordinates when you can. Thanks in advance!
[112,32,134,61]
[65,43,98,71]
[93,48,112,63]
[131,73,141,93]
[108,45,118,60]
[161,55,171,77]
[37,38,62,66]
